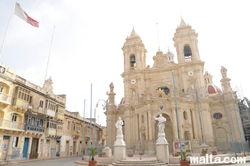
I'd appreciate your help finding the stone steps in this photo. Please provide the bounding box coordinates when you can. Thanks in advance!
[111,159,167,166]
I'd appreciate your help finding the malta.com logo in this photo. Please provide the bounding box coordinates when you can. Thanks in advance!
[190,154,246,164]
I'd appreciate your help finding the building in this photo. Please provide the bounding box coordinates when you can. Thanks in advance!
[0,64,104,160]
[107,18,246,154]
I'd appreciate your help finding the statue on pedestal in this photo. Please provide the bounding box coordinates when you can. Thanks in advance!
[115,117,123,136]
[154,113,166,134]
[154,113,167,144]
[114,117,126,146]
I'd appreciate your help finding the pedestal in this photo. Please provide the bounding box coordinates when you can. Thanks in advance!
[113,134,126,162]
[114,135,126,146]
[156,133,168,144]
[102,146,112,157]
[114,145,126,162]
[156,143,169,164]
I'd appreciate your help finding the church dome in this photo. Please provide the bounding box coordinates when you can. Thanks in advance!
[207,84,222,94]
[166,50,174,56]
[204,71,222,94]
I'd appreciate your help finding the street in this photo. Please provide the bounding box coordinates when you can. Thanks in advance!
[218,164,249,166]
[13,156,81,166]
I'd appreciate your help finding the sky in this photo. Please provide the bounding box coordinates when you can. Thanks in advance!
[0,0,250,126]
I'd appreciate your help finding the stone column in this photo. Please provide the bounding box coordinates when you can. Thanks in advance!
[148,111,152,140]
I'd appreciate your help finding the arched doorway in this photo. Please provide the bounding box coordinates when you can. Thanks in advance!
[215,128,229,151]
[154,113,173,153]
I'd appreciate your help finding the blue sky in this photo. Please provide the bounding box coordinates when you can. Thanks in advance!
[0,0,250,126]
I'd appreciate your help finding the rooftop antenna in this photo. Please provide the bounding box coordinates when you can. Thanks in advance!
[156,23,160,51]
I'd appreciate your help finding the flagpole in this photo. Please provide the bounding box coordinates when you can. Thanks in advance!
[0,2,16,61]
[90,83,93,149]
[44,26,55,81]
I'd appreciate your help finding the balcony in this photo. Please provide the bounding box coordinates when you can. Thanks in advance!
[45,108,55,117]
[45,128,56,137]
[0,92,11,107]
[56,130,63,136]
[56,113,64,121]
[26,125,44,132]
[72,130,80,139]
[0,118,25,131]
[12,98,29,112]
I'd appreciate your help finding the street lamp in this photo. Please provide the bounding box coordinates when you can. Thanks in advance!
[96,99,109,148]
[186,80,207,146]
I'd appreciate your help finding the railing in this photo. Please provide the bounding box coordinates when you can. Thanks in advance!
[0,119,25,130]
[26,125,44,132]
[45,109,55,117]
[72,130,80,136]
[12,99,29,109]
[0,92,11,104]
[46,128,56,136]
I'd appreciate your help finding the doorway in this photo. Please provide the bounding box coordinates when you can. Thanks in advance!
[0,136,10,160]
[22,138,29,158]
[66,141,69,156]
[30,138,39,159]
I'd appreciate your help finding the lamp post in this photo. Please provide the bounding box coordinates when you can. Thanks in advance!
[187,80,207,146]
[96,99,109,148]
[172,71,183,159]
[82,99,86,160]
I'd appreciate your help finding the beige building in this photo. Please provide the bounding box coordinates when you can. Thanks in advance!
[107,18,245,154]
[0,64,104,160]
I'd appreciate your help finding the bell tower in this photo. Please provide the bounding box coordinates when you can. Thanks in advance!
[173,18,201,64]
[122,28,147,72]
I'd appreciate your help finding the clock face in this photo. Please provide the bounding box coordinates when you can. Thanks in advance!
[188,71,194,76]
[131,79,136,84]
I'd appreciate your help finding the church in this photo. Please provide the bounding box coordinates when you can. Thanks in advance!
[106,18,245,154]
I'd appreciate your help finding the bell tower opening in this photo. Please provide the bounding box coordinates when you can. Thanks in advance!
[184,45,192,61]
[130,54,136,68]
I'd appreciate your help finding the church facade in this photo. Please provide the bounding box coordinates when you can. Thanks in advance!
[106,18,245,154]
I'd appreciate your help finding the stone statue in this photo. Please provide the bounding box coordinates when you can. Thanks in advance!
[221,66,227,78]
[43,76,53,95]
[154,114,166,134]
[115,117,123,136]
[109,82,114,93]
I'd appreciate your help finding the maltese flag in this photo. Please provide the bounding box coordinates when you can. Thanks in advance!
[14,2,39,28]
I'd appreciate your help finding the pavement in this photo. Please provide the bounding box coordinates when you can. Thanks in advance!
[8,153,250,166]
[9,155,82,164]
[75,153,250,166]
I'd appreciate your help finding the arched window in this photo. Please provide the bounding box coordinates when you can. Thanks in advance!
[184,45,192,57]
[130,54,136,67]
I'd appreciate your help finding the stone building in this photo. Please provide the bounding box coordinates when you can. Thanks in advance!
[107,18,245,154]
[0,64,103,160]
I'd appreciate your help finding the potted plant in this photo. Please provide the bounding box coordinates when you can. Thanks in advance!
[127,153,133,157]
[180,151,191,166]
[201,148,208,156]
[88,147,98,166]
[102,151,106,157]
[211,150,217,155]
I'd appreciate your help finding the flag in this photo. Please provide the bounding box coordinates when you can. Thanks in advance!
[14,2,39,28]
